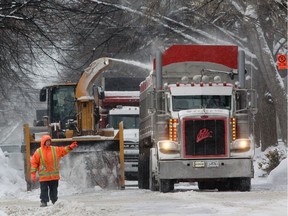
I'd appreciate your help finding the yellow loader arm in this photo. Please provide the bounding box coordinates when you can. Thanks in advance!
[75,57,112,134]
[76,57,111,98]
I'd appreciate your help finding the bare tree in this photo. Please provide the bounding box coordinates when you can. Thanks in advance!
[0,0,86,123]
[82,0,287,149]
[0,0,286,150]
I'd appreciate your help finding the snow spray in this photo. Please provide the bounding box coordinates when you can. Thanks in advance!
[109,58,152,71]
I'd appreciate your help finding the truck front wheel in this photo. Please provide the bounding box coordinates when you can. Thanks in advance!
[198,181,217,190]
[138,153,144,189]
[159,179,174,193]
[235,177,251,191]
[150,174,159,191]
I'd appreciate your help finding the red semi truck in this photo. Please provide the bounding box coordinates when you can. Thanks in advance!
[138,45,257,192]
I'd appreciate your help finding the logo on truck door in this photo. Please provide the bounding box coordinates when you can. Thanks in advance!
[196,128,213,143]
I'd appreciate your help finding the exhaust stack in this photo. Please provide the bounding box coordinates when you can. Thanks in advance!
[156,51,163,90]
[238,50,245,88]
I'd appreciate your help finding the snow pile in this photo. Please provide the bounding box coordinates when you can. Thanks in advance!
[2,200,101,216]
[253,143,287,175]
[0,144,287,198]
[0,143,287,216]
[0,149,26,198]
[267,158,287,189]
[252,143,287,191]
[0,144,287,199]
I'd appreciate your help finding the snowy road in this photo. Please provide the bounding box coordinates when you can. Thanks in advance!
[0,146,287,216]
[0,181,287,216]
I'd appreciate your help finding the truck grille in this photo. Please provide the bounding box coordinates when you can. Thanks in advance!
[124,154,138,162]
[183,118,226,157]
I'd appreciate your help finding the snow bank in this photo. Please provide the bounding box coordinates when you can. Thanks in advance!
[267,158,287,189]
[0,144,287,201]
[0,143,287,201]
[252,143,287,190]
[0,149,26,198]
[2,200,101,216]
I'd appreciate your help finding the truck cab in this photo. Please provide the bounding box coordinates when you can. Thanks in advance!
[138,45,257,192]
[161,81,256,162]
[109,106,140,180]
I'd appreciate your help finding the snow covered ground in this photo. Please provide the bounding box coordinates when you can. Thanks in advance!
[0,144,287,216]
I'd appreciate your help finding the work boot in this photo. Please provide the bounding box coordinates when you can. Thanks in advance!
[40,201,47,207]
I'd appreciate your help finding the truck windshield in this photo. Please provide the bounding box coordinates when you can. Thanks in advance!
[50,85,76,127]
[109,115,139,129]
[172,95,231,111]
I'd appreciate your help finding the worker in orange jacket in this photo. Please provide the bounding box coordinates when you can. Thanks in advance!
[31,135,78,207]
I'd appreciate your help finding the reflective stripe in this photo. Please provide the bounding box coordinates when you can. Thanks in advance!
[37,147,59,178]
[51,147,58,170]
[66,146,71,153]
[31,167,37,172]
[37,148,46,171]
[39,170,60,177]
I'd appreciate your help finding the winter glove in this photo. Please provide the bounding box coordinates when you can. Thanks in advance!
[31,172,36,182]
[69,141,78,150]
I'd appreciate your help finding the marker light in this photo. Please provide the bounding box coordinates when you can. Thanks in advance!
[169,118,178,141]
[214,76,221,83]
[231,118,237,141]
[181,76,189,84]
[193,75,201,83]
[202,75,209,83]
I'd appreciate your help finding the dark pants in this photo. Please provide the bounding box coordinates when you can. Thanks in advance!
[40,180,59,203]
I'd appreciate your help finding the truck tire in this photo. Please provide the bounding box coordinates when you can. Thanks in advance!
[229,178,251,191]
[237,177,251,192]
[150,174,159,191]
[159,179,174,193]
[198,181,216,190]
[217,179,231,191]
[142,151,150,189]
[138,153,144,189]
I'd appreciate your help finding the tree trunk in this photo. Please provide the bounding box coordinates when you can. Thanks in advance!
[244,21,287,145]
[260,94,278,151]
[253,67,278,150]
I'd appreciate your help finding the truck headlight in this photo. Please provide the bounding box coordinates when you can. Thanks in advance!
[158,140,180,154]
[231,139,251,152]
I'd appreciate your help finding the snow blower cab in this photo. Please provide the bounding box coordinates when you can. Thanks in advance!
[23,58,124,191]
[38,82,77,138]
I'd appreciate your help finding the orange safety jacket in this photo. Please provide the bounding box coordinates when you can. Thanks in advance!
[30,135,72,182]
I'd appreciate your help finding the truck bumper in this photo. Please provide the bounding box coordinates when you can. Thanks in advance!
[125,162,138,173]
[124,162,138,180]
[158,158,253,180]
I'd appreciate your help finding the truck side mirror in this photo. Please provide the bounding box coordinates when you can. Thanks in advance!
[97,86,105,100]
[40,88,47,102]
[247,90,258,114]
